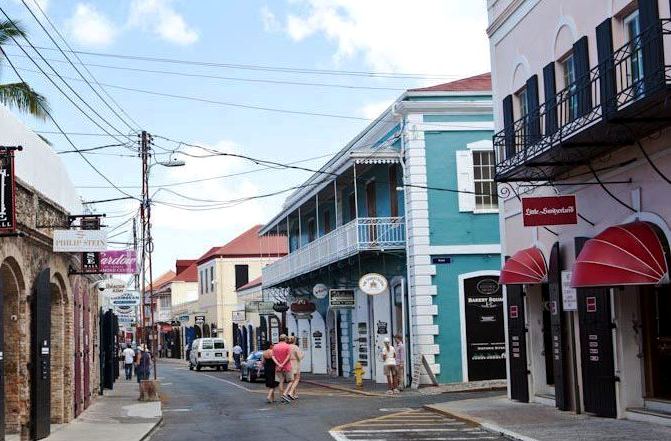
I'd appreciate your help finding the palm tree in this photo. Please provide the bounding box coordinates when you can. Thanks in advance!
[0,19,49,119]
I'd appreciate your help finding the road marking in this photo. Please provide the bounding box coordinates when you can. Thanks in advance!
[161,383,173,386]
[200,373,255,392]
[163,408,191,412]
[379,407,415,412]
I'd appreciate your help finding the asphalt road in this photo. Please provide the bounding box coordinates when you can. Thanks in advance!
[149,360,505,441]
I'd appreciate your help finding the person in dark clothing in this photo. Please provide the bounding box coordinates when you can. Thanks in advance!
[262,341,279,403]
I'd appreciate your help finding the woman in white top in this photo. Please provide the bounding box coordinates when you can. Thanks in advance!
[286,336,304,400]
[382,337,398,394]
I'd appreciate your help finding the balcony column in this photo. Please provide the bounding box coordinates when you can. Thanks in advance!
[333,179,339,227]
[315,193,320,238]
[298,207,302,248]
[286,215,290,251]
[353,163,359,219]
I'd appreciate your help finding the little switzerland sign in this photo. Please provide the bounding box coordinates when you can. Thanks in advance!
[521,195,578,227]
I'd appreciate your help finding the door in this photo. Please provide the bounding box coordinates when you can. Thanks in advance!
[31,269,51,440]
[365,182,377,243]
[506,284,529,402]
[82,289,90,408]
[297,318,312,373]
[641,285,671,399]
[548,243,570,410]
[310,312,327,374]
[74,285,82,416]
[0,275,4,436]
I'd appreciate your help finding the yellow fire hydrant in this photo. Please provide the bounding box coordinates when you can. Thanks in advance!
[354,361,364,389]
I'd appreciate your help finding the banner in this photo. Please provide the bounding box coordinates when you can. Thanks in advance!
[0,150,16,233]
[522,195,578,227]
[100,250,137,274]
[54,230,107,252]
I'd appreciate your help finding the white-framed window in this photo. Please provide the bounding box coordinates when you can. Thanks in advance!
[209,266,215,292]
[561,52,578,121]
[625,10,644,97]
[516,86,528,121]
[456,140,498,213]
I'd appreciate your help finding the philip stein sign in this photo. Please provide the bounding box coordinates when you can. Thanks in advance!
[53,230,107,252]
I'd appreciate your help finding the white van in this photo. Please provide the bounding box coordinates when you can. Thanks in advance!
[189,338,229,371]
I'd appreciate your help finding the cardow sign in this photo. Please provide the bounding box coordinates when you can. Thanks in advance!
[521,195,578,227]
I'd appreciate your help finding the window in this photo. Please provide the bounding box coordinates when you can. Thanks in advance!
[235,264,249,290]
[199,270,203,294]
[323,209,332,234]
[307,218,316,242]
[561,53,578,121]
[209,267,214,292]
[473,151,498,210]
[213,340,225,349]
[516,87,528,120]
[201,340,214,350]
[389,165,399,217]
[625,11,644,96]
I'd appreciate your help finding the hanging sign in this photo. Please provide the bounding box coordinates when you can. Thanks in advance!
[272,302,289,313]
[359,273,388,296]
[99,278,127,297]
[0,149,17,233]
[329,289,355,308]
[111,291,141,306]
[195,315,205,324]
[313,283,329,299]
[290,299,316,315]
[100,250,137,274]
[232,310,246,322]
[561,271,577,311]
[53,229,107,252]
[521,195,578,227]
[81,252,100,274]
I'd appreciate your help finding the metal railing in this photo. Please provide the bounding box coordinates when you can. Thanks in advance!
[263,217,405,287]
[494,19,671,179]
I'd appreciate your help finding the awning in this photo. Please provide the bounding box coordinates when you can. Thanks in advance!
[160,323,173,333]
[571,221,669,288]
[500,247,548,284]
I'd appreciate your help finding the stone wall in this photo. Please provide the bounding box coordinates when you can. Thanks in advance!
[0,178,100,437]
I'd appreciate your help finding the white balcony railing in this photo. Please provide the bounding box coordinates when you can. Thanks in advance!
[263,217,405,287]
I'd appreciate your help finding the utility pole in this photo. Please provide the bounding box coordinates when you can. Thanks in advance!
[133,218,140,344]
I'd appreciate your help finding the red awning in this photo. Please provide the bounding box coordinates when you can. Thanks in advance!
[571,221,669,288]
[500,247,548,285]
[160,323,173,333]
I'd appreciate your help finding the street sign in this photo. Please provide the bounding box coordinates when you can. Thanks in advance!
[521,195,577,227]
[53,229,107,252]
[329,289,355,308]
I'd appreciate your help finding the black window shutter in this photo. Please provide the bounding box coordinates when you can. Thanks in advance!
[572,36,592,117]
[639,0,663,92]
[525,75,541,144]
[503,95,515,158]
[543,62,558,134]
[596,18,617,119]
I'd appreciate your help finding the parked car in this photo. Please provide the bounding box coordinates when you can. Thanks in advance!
[189,338,229,371]
[239,351,264,382]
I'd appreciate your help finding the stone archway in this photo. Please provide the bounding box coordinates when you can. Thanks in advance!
[1,257,26,435]
[49,273,67,424]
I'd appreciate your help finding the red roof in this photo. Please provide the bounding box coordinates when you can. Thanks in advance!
[236,276,262,292]
[409,73,491,93]
[176,259,196,275]
[145,270,176,292]
[197,225,287,264]
[173,261,198,282]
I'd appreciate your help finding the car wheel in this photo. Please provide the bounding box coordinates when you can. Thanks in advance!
[196,364,202,371]
[216,365,221,371]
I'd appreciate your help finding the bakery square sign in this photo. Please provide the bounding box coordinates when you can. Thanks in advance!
[522,195,578,227]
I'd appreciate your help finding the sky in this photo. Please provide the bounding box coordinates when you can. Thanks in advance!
[2,0,491,276]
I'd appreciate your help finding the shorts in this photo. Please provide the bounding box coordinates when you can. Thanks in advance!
[291,362,301,376]
[384,365,397,376]
[275,370,294,383]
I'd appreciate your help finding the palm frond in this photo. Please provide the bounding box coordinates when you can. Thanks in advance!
[0,19,26,47]
[0,82,50,120]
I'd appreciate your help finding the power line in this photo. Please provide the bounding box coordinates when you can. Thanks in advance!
[6,42,463,80]
[56,142,130,154]
[21,0,140,131]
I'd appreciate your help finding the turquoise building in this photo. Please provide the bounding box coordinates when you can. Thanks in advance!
[260,73,504,385]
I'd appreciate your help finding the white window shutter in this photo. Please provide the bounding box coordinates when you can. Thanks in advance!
[456,150,475,212]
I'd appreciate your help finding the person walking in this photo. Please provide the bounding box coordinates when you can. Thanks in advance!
[381,337,398,395]
[262,341,279,403]
[286,336,304,400]
[233,344,243,370]
[122,344,135,380]
[394,334,405,391]
[135,344,152,385]
[271,334,294,403]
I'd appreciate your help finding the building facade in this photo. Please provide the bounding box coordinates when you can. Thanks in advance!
[260,75,504,385]
[234,276,282,357]
[488,0,671,422]
[0,105,101,438]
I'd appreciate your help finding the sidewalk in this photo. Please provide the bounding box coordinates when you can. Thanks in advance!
[10,380,162,441]
[425,395,671,441]
[301,373,506,397]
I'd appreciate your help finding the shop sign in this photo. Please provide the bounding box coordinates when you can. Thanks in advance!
[53,229,107,252]
[111,291,141,306]
[195,315,205,324]
[291,299,316,315]
[81,252,100,274]
[99,278,127,297]
[329,289,355,308]
[561,271,577,311]
[376,321,388,335]
[359,273,388,296]
[178,314,189,322]
[232,310,246,322]
[114,305,134,314]
[313,283,329,299]
[0,150,17,233]
[100,250,137,274]
[272,302,289,313]
[521,195,577,227]
[476,279,499,295]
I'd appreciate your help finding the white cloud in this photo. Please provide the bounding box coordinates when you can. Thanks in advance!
[66,3,118,47]
[128,0,199,45]
[272,0,490,80]
[261,5,281,32]
[359,99,393,119]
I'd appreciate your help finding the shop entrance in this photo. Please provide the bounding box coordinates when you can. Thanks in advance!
[641,285,671,400]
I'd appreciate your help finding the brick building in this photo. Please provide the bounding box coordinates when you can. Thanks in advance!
[0,105,101,439]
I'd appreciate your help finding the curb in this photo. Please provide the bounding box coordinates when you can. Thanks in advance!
[302,380,385,397]
[423,404,538,441]
[139,415,163,441]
